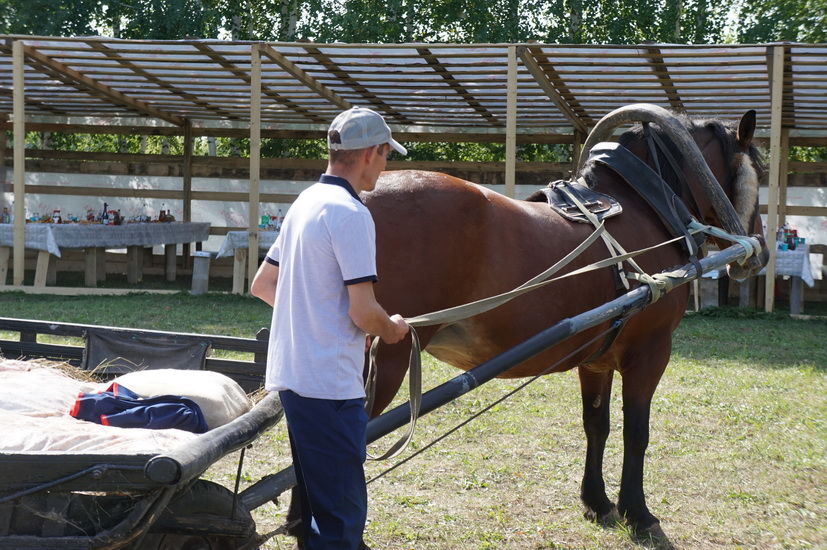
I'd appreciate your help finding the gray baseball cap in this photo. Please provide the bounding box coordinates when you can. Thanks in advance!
[327,106,407,156]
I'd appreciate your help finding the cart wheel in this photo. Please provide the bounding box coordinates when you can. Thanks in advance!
[140,480,257,550]
[150,534,240,550]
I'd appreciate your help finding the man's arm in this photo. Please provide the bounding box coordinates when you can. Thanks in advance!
[250,261,279,307]
[347,281,409,344]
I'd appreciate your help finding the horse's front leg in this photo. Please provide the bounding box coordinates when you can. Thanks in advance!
[617,350,669,535]
[578,366,619,524]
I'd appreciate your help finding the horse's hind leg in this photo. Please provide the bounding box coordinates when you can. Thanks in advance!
[578,366,619,524]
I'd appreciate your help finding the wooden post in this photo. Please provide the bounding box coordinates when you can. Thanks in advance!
[164,244,177,281]
[46,254,57,285]
[84,247,98,287]
[12,40,25,286]
[0,246,9,286]
[504,45,517,199]
[777,129,790,226]
[96,247,106,281]
[182,119,193,264]
[572,130,585,177]
[33,250,51,287]
[233,248,247,295]
[764,45,785,313]
[127,245,142,284]
[248,44,262,292]
[0,114,7,186]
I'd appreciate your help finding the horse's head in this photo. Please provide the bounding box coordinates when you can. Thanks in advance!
[579,104,769,280]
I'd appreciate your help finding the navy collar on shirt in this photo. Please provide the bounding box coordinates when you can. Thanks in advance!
[319,174,363,204]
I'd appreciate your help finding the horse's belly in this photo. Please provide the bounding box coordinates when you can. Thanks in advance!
[425,320,501,371]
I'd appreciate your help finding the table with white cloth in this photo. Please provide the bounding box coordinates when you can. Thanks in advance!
[759,245,815,314]
[0,222,210,287]
[698,245,815,313]
[215,230,278,294]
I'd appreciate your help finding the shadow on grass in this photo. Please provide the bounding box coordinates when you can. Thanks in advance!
[673,306,827,371]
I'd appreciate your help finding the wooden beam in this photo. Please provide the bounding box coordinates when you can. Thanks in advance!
[759,204,827,217]
[248,44,261,294]
[21,44,184,126]
[259,44,351,110]
[643,45,685,113]
[505,46,517,198]
[85,40,239,121]
[12,40,25,286]
[302,45,414,125]
[764,45,786,313]
[417,47,501,126]
[191,42,327,125]
[518,46,589,135]
[0,121,573,144]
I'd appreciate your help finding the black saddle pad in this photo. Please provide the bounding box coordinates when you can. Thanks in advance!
[542,179,622,223]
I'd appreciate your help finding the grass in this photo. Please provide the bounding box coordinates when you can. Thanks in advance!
[0,293,825,549]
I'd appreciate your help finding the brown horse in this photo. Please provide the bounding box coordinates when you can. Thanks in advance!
[360,106,766,538]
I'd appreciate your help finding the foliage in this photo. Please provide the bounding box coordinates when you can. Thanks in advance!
[733,0,827,43]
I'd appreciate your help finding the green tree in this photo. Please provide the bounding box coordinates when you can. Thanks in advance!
[733,0,826,43]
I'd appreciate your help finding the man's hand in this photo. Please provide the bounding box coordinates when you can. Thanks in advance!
[382,314,409,344]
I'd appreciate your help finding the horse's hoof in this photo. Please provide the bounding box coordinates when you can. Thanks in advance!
[583,503,621,526]
[635,522,674,549]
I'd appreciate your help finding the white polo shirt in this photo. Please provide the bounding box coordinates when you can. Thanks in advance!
[264,174,378,399]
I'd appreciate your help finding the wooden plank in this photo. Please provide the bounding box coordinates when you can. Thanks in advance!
[0,285,181,296]
[85,40,239,121]
[518,46,590,135]
[12,40,25,286]
[417,46,501,126]
[22,44,184,127]
[758,205,827,217]
[260,43,351,110]
[764,46,786,313]
[302,44,414,125]
[191,42,327,125]
[248,45,262,293]
[643,45,685,112]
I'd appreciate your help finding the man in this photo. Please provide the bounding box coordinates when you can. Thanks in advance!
[251,106,410,550]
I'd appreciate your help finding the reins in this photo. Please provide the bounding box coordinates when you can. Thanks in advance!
[364,211,759,461]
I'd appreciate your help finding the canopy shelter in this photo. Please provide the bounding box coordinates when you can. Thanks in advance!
[0,36,825,310]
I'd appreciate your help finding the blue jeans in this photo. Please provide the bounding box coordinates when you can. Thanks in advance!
[279,390,369,550]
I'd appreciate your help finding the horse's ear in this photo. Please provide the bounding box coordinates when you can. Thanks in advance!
[737,110,757,149]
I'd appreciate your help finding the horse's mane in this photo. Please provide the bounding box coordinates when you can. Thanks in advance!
[615,115,766,193]
[525,114,766,209]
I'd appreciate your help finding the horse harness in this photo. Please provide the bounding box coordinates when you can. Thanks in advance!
[542,137,708,362]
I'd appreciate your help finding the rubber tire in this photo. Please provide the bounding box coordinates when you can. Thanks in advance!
[138,480,256,550]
